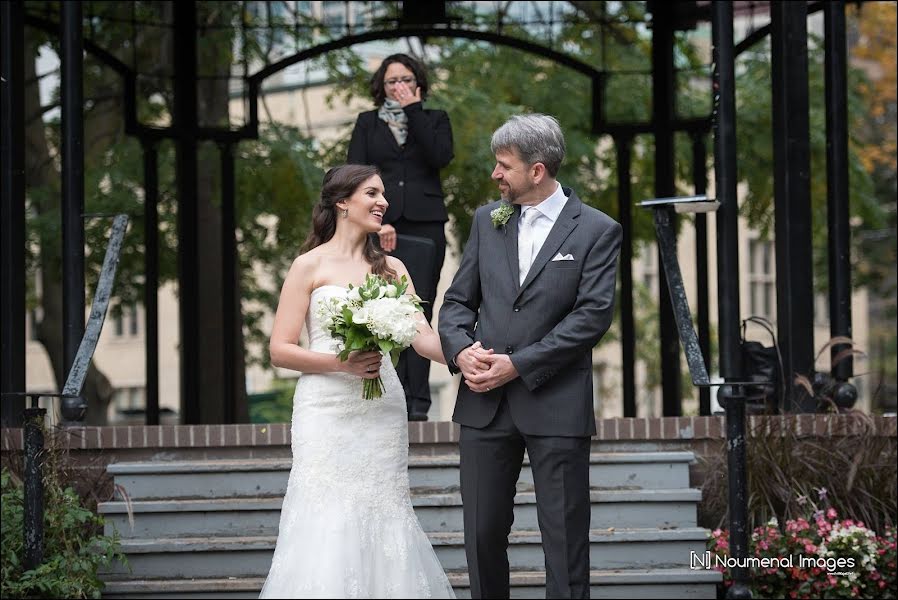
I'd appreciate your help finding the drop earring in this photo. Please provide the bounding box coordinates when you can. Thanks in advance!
[342,209,348,218]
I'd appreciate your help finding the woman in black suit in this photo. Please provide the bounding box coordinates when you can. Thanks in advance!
[348,53,454,421]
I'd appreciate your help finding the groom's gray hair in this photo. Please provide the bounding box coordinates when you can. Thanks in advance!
[490,114,566,177]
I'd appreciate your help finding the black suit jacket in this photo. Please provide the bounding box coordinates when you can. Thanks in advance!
[347,103,453,224]
[438,190,623,437]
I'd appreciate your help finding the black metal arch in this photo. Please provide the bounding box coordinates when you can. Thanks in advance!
[8,2,700,425]
[24,12,254,143]
[22,15,612,140]
[245,26,605,135]
[24,13,140,134]
[4,1,857,429]
[734,1,825,57]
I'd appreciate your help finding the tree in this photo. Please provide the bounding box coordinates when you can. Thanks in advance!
[22,1,888,422]
[850,2,897,405]
[23,15,151,424]
[22,1,322,423]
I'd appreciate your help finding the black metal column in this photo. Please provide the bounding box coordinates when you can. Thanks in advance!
[61,0,86,423]
[712,4,751,598]
[174,1,200,424]
[143,141,160,425]
[1,0,26,426]
[712,7,743,383]
[651,1,681,415]
[771,1,815,412]
[824,1,853,383]
[692,133,712,416]
[615,136,636,418]
[23,402,46,570]
[220,143,236,424]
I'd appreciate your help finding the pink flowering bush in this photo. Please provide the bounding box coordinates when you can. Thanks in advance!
[709,493,896,599]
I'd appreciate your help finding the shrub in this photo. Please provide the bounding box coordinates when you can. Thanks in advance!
[249,378,297,423]
[1,466,126,599]
[699,413,897,535]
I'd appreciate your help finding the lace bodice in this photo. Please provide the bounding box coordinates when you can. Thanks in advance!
[306,284,348,353]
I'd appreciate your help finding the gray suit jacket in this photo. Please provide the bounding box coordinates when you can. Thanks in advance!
[439,189,622,437]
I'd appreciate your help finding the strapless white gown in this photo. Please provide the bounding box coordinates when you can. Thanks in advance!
[259,285,455,599]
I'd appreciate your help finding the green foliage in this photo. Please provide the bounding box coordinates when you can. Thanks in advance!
[1,467,127,599]
[236,125,323,365]
[21,1,890,397]
[248,378,298,423]
[425,33,660,249]
[734,36,881,294]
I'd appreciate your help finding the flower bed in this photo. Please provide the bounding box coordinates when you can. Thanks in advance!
[710,491,896,598]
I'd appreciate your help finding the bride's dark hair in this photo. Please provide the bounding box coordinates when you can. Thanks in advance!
[300,164,397,280]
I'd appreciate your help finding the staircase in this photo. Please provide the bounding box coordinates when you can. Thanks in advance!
[99,450,720,598]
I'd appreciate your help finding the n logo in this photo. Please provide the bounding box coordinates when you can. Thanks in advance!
[690,550,713,570]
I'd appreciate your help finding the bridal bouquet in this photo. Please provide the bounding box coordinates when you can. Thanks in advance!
[316,274,423,399]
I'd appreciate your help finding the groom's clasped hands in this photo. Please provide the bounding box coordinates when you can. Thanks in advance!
[456,341,519,393]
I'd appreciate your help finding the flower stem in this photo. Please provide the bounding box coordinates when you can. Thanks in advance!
[363,376,385,400]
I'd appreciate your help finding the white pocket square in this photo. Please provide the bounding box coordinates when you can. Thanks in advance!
[552,253,575,261]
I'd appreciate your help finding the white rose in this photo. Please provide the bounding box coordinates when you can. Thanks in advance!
[352,307,370,324]
[384,284,398,298]
[347,287,362,302]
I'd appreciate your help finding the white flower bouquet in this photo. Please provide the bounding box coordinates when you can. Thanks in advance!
[316,274,423,399]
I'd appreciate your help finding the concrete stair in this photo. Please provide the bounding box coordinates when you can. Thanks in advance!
[99,450,719,598]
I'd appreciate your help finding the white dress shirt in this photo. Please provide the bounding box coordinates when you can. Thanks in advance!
[518,183,569,284]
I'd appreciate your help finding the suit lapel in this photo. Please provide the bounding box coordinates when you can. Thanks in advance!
[516,193,582,298]
[375,114,403,154]
[503,204,522,289]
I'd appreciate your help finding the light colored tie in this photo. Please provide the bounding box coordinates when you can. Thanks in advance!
[518,207,542,285]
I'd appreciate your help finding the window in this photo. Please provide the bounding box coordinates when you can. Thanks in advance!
[129,304,139,336]
[322,1,346,28]
[29,272,42,342]
[748,239,776,320]
[114,386,145,412]
[114,304,140,338]
[815,293,829,328]
[28,308,41,341]
[114,310,124,337]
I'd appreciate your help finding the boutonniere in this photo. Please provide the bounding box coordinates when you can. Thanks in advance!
[490,202,514,229]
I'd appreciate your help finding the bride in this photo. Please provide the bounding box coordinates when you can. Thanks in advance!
[260,164,456,598]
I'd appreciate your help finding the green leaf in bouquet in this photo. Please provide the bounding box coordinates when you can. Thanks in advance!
[378,339,393,354]
[396,274,409,295]
[390,348,401,367]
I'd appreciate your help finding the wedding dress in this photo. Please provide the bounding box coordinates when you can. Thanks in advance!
[259,285,455,599]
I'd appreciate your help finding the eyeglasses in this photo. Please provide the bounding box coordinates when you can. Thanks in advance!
[384,77,416,87]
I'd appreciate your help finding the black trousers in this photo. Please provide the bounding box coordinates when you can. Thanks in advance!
[391,218,446,419]
[459,397,592,599]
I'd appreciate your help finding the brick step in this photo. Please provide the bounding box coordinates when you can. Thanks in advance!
[108,452,694,501]
[102,568,720,599]
[103,527,709,578]
[100,488,701,538]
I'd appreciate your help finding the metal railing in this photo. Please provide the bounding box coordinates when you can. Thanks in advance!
[1,214,129,570]
[639,196,765,599]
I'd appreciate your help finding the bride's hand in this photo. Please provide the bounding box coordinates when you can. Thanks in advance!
[342,351,383,379]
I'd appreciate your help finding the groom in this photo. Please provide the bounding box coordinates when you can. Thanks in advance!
[439,114,622,599]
